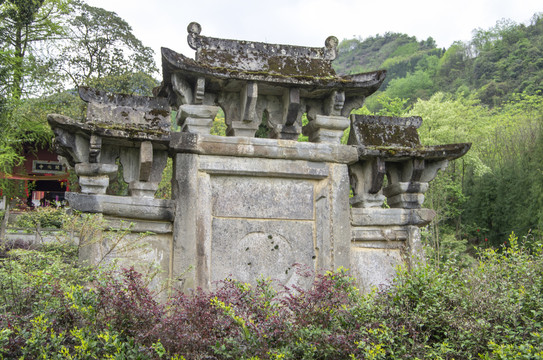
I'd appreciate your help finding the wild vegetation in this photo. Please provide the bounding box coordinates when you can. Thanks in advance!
[1,228,542,359]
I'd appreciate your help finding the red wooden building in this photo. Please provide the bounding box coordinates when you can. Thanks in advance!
[0,145,68,208]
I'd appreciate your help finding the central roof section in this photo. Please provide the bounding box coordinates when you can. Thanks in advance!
[156,22,386,139]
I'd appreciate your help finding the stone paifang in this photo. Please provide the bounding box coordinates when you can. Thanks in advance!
[47,22,470,294]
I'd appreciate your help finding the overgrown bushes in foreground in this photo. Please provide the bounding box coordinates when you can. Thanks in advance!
[1,233,543,359]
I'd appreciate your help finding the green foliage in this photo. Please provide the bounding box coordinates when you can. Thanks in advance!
[2,235,543,358]
[0,0,70,99]
[15,206,66,229]
[59,0,158,89]
[335,13,543,107]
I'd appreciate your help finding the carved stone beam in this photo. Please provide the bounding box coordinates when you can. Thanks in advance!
[225,82,260,137]
[268,88,301,140]
[50,125,89,166]
[348,157,386,208]
[120,142,169,198]
[284,88,300,126]
[129,141,157,198]
[341,96,365,117]
[89,134,102,163]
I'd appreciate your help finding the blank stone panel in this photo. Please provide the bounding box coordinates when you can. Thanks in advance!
[211,176,314,220]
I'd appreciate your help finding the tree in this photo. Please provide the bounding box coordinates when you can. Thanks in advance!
[58,0,157,92]
[0,0,159,199]
[0,0,69,100]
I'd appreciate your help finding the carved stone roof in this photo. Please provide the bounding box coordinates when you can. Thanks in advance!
[158,22,386,97]
[348,114,471,161]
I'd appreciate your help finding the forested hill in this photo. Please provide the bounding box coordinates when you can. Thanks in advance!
[333,13,543,108]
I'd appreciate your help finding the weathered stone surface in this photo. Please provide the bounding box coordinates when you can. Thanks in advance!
[350,248,403,292]
[75,163,118,194]
[46,22,472,296]
[80,87,171,131]
[78,175,110,195]
[156,22,386,140]
[211,218,315,289]
[351,226,409,242]
[211,177,314,220]
[78,216,173,301]
[139,141,154,181]
[186,21,338,78]
[177,104,220,134]
[199,155,328,179]
[303,115,350,144]
[351,208,436,227]
[171,152,351,291]
[75,163,118,177]
[349,115,422,147]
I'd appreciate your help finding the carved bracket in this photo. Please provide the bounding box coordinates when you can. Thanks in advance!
[383,159,449,208]
[348,158,386,208]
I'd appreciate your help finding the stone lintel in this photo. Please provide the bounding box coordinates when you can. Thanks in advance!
[48,114,170,149]
[66,193,174,221]
[198,155,329,179]
[103,216,173,234]
[351,207,436,227]
[169,132,358,164]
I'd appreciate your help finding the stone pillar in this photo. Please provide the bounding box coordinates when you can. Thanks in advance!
[75,163,118,195]
[303,115,350,144]
[177,104,220,135]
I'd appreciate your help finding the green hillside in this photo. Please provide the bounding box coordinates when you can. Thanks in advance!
[333,14,543,108]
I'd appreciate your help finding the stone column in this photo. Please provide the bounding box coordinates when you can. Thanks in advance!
[177,104,220,135]
[303,115,350,144]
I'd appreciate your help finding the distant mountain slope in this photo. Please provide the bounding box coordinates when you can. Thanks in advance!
[333,13,543,107]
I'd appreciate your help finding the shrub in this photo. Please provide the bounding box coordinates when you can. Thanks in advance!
[15,206,67,229]
[1,233,543,359]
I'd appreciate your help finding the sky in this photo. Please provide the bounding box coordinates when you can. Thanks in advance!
[85,0,541,67]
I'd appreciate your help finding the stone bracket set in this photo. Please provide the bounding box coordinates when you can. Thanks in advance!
[47,87,173,219]
[171,72,351,144]
[348,156,449,209]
